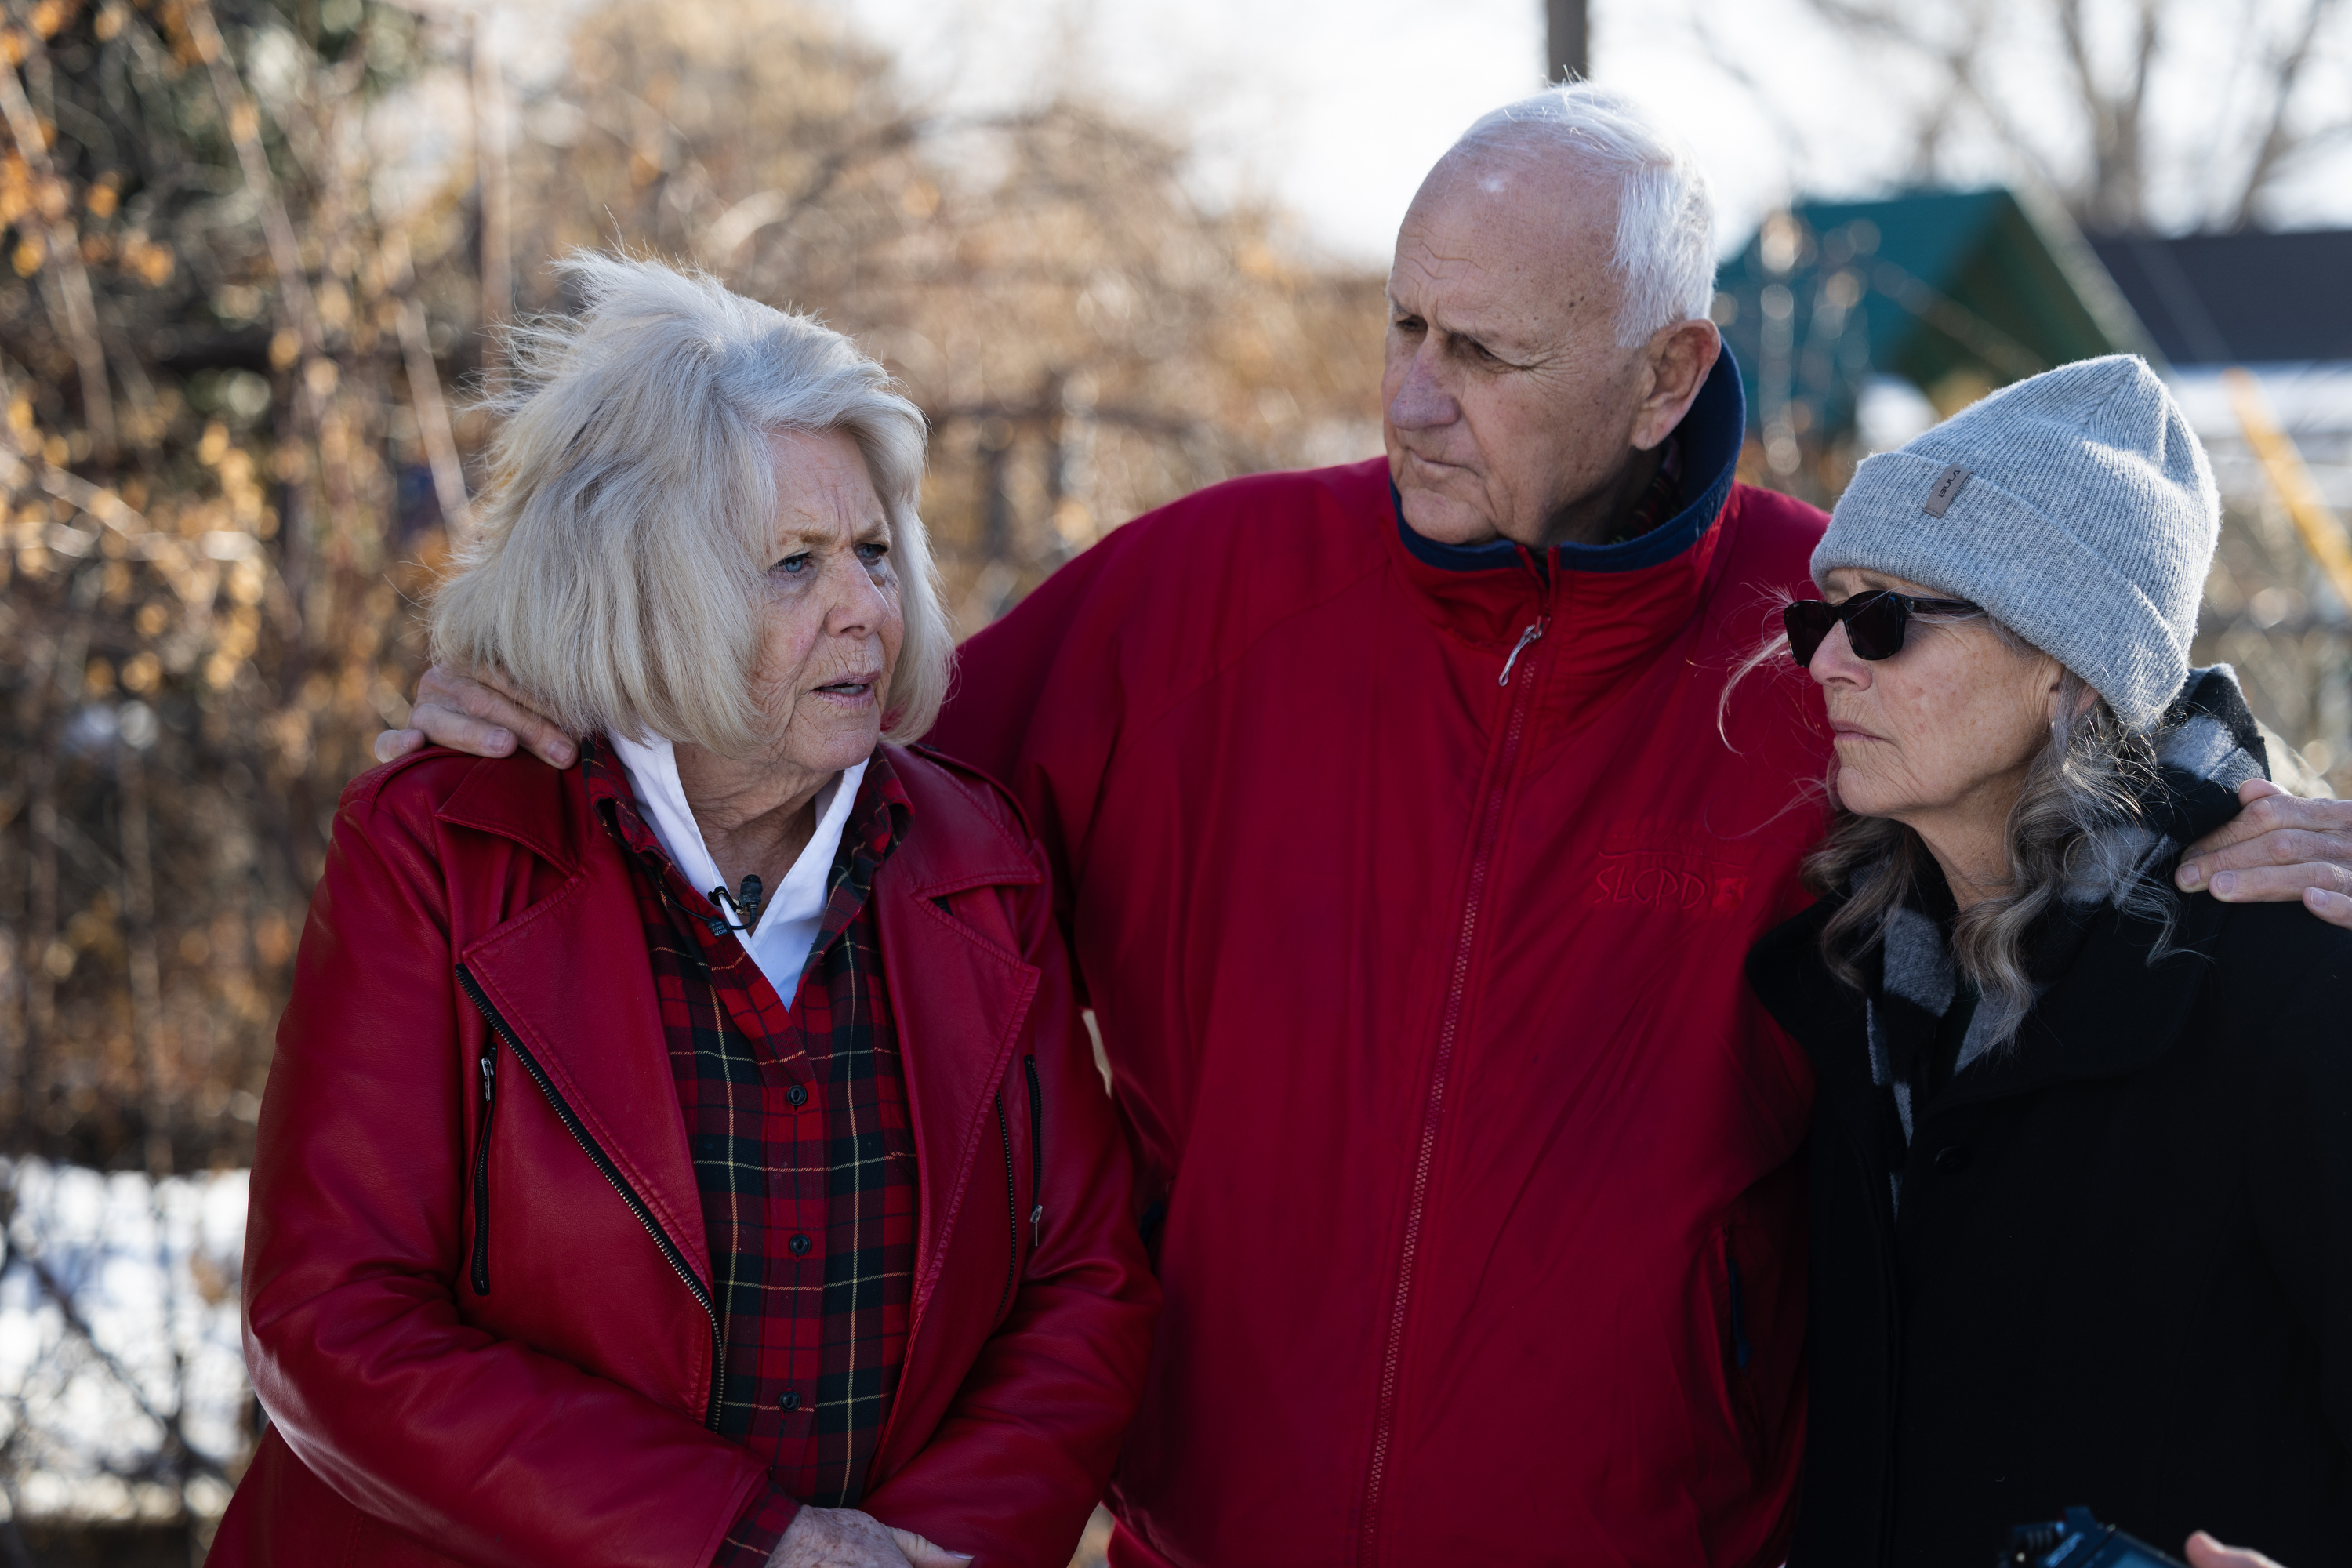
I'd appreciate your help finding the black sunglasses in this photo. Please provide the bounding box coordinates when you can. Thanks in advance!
[1784,590,1982,666]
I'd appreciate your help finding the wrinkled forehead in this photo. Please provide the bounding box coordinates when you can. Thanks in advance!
[767,426,891,535]
[1390,142,1621,317]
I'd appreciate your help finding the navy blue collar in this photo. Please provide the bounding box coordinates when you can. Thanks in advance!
[1392,343,1748,575]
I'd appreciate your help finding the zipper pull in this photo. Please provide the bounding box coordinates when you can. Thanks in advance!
[1498,616,1549,687]
[1030,1203,1044,1249]
[480,1051,495,1102]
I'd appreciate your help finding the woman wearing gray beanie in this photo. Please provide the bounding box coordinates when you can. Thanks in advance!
[1744,356,2352,1568]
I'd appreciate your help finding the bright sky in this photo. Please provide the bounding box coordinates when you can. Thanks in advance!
[825,0,2352,269]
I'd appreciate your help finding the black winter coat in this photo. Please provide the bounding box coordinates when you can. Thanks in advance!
[1748,881,2352,1568]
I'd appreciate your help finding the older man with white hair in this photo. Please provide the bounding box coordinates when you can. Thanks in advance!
[390,85,2352,1566]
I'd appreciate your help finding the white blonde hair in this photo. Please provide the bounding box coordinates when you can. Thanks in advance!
[430,252,949,757]
[1456,82,1716,347]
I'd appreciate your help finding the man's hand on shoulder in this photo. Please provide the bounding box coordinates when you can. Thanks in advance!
[372,663,579,771]
[2178,777,2352,930]
[764,1506,969,1568]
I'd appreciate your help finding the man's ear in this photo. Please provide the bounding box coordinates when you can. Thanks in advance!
[1632,320,1721,452]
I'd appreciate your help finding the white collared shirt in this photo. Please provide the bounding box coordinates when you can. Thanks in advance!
[608,731,869,1004]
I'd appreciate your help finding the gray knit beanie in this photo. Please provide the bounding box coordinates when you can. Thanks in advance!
[1811,354,2219,730]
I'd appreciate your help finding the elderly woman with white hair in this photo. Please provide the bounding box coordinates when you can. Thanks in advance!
[209,255,1158,1568]
[1745,357,2351,1568]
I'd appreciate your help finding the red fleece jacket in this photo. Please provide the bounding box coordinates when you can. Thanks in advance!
[928,358,1836,1567]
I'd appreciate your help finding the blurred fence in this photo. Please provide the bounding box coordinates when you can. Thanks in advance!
[0,1160,246,1562]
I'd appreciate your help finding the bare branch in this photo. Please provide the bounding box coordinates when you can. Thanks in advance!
[2231,0,2347,227]
[1679,15,1817,180]
[9,1240,225,1483]
[474,15,511,385]
[0,38,114,462]
[180,0,321,357]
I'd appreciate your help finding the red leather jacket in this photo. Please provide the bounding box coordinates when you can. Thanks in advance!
[211,743,1158,1568]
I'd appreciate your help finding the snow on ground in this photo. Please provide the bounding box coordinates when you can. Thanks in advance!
[0,1160,249,1522]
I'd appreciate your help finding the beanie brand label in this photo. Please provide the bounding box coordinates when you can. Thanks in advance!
[1923,465,1972,517]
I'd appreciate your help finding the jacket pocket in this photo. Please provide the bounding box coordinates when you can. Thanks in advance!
[470,1040,497,1295]
[1709,1222,1766,1471]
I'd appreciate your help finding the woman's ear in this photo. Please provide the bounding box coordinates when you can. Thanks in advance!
[2045,677,2100,728]
[2038,662,2097,726]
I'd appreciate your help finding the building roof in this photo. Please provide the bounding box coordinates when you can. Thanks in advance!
[1715,187,2151,439]
[2087,230,2352,365]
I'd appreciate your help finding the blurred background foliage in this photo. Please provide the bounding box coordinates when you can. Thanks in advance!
[0,0,1383,1185]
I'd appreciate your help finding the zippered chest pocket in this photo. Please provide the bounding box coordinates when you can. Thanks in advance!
[1023,1053,1045,1247]
[992,1054,1047,1319]
[470,1040,498,1295]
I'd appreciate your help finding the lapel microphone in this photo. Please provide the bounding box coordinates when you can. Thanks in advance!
[706,875,764,936]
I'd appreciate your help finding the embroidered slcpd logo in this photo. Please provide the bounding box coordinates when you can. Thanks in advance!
[1923,464,1972,517]
[1593,821,1751,916]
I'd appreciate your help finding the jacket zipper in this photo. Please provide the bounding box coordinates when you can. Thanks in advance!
[455,963,727,1430]
[470,1041,497,1294]
[1497,617,1548,686]
[1022,1054,1044,1249]
[993,1091,1019,1319]
[1357,563,1556,1566]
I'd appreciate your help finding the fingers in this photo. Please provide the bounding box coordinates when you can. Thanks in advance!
[2187,1529,2285,1568]
[769,1507,931,1568]
[408,701,519,760]
[2178,786,2352,896]
[2188,858,2352,906]
[2307,885,2352,929]
[889,1528,973,1567]
[2183,777,2292,859]
[414,663,578,768]
[2180,780,2305,862]
[373,728,427,766]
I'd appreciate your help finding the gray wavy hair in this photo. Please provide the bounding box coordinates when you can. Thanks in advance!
[1454,82,1716,347]
[430,251,951,757]
[1742,606,2177,1051]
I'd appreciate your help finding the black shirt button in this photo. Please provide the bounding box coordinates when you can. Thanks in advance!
[786,1083,808,1107]
[789,1232,813,1257]
[1933,1145,1971,1174]
[779,1390,800,1412]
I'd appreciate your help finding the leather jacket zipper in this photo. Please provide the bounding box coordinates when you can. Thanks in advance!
[1023,1054,1044,1248]
[470,1042,497,1294]
[1358,556,1557,1566]
[993,1091,1019,1319]
[456,963,727,1430]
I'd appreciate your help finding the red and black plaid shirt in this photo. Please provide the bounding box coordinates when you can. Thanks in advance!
[581,741,919,1565]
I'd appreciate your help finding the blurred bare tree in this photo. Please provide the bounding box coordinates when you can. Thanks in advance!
[1697,0,2352,232]
[503,0,1382,629]
[0,0,475,1184]
[0,0,1382,1181]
